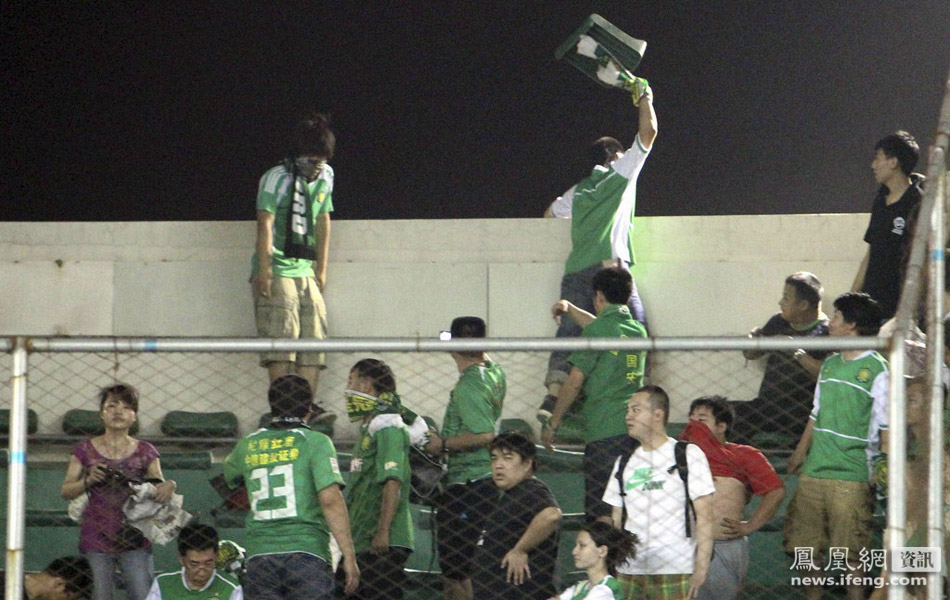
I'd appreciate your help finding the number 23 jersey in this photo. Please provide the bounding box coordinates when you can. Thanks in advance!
[224,425,344,562]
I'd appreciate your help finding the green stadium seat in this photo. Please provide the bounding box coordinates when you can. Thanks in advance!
[162,411,237,438]
[0,409,39,434]
[63,409,139,436]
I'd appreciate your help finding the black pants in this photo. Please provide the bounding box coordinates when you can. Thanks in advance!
[335,547,411,600]
[583,434,636,519]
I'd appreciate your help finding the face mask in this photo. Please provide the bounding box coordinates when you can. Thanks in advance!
[344,389,378,422]
[295,157,325,179]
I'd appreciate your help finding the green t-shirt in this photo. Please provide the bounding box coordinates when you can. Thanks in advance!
[150,570,241,600]
[568,304,647,443]
[223,425,344,561]
[346,413,414,554]
[441,361,507,484]
[803,351,889,482]
[561,136,650,274]
[251,163,334,279]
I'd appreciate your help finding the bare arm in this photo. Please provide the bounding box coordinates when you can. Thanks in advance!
[541,367,586,450]
[371,479,402,554]
[638,93,657,150]
[742,327,766,361]
[688,494,714,599]
[787,419,814,475]
[426,430,495,455]
[851,248,870,292]
[252,211,275,298]
[543,206,554,218]
[795,352,823,378]
[61,455,89,500]
[722,486,786,537]
[610,505,623,528]
[501,506,562,585]
[145,458,177,504]
[551,300,596,329]
[319,484,360,594]
[315,212,330,290]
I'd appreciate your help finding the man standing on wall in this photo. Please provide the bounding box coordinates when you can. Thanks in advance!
[251,112,336,422]
[537,76,657,426]
[851,130,923,320]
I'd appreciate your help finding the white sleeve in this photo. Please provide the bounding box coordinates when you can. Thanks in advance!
[685,444,715,500]
[548,185,576,218]
[811,366,824,419]
[601,455,623,507]
[586,584,619,600]
[144,579,162,600]
[558,584,576,600]
[610,134,651,180]
[870,370,889,433]
[229,586,244,600]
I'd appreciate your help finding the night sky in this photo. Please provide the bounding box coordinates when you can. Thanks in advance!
[3,2,948,222]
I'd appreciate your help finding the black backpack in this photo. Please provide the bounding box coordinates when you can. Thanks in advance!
[614,439,696,537]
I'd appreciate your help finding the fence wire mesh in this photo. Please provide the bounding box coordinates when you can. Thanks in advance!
[6,340,930,600]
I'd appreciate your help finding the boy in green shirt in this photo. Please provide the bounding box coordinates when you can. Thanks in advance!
[342,359,414,600]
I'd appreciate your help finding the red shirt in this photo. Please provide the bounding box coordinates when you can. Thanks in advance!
[680,421,783,496]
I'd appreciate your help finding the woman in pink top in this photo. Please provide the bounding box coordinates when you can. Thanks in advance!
[61,384,176,600]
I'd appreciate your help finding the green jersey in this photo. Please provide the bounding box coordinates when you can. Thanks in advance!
[147,570,241,600]
[251,163,334,279]
[551,135,651,274]
[803,351,889,482]
[346,413,414,554]
[568,304,647,442]
[560,575,623,600]
[441,361,506,484]
[223,425,344,561]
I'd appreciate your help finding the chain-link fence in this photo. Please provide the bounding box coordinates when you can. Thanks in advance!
[8,331,941,600]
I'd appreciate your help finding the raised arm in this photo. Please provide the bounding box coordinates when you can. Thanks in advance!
[638,90,657,150]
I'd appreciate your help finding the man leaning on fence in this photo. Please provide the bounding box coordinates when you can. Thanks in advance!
[223,374,359,600]
[541,266,647,520]
[730,272,829,446]
[425,316,507,600]
[681,396,785,600]
[784,292,888,600]
[603,385,715,600]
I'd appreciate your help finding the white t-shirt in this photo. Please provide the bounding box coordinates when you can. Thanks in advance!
[602,437,715,575]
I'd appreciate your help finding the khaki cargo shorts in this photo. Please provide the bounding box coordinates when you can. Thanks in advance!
[783,474,874,566]
[254,275,328,367]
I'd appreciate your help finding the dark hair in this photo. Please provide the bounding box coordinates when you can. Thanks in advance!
[350,358,396,394]
[490,432,537,472]
[291,112,335,159]
[833,292,884,335]
[450,316,486,338]
[98,383,139,412]
[178,522,219,556]
[592,266,633,305]
[689,395,735,435]
[875,130,919,176]
[44,557,93,599]
[449,316,487,358]
[785,271,823,308]
[588,136,624,167]
[581,521,638,576]
[636,384,670,425]
[268,374,313,418]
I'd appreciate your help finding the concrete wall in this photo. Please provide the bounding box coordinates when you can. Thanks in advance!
[0,215,868,439]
